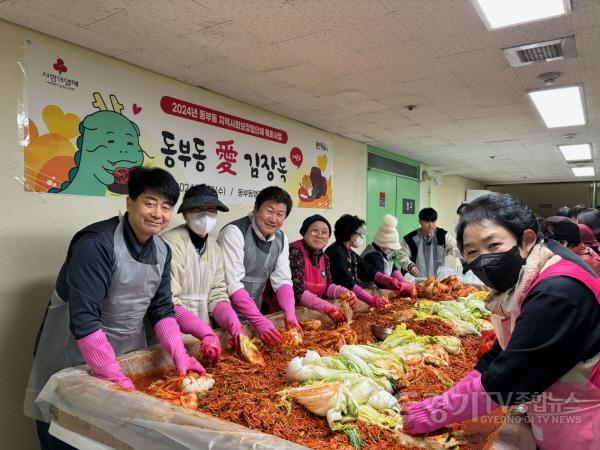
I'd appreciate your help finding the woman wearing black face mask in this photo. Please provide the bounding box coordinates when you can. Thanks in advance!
[401,193,600,450]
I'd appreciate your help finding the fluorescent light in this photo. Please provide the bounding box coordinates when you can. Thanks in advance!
[528,86,586,128]
[558,143,592,162]
[472,0,570,29]
[572,167,595,177]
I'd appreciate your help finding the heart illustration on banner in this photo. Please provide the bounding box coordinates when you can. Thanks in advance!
[290,147,303,169]
[132,103,142,115]
[53,58,67,74]
[42,104,79,139]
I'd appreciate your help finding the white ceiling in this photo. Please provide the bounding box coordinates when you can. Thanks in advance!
[2,0,600,184]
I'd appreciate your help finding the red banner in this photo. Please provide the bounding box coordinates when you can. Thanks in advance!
[161,95,288,144]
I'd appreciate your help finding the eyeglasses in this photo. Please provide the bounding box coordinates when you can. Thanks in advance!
[309,229,330,238]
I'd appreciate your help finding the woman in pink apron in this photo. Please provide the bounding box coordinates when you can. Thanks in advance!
[289,214,358,323]
[402,192,600,450]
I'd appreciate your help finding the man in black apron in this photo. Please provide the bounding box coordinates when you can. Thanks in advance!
[218,186,302,346]
[25,167,204,450]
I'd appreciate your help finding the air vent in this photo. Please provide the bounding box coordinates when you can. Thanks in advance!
[518,43,562,62]
[504,36,577,67]
[368,153,419,179]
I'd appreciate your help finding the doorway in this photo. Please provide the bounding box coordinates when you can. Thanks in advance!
[366,148,420,244]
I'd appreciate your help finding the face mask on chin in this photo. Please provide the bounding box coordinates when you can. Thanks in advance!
[464,246,525,293]
[351,236,365,249]
[382,248,396,259]
[186,211,218,237]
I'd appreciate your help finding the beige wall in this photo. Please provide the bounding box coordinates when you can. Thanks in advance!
[486,182,592,217]
[420,173,483,271]
[0,20,366,449]
[419,169,484,233]
[431,176,484,233]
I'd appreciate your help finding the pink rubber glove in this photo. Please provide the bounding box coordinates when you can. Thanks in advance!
[200,335,222,362]
[212,301,244,349]
[300,290,336,314]
[276,284,304,337]
[392,270,416,296]
[326,308,347,323]
[77,329,134,389]
[154,317,206,376]
[391,270,408,283]
[375,272,402,290]
[325,284,358,309]
[370,296,390,308]
[231,288,282,346]
[352,284,374,303]
[352,284,388,308]
[300,290,346,323]
[398,282,416,297]
[174,305,221,362]
[175,305,216,340]
[325,283,347,299]
[403,370,500,435]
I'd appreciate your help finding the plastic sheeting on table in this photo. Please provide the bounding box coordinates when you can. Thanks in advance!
[37,292,522,450]
[38,342,308,450]
[37,303,343,450]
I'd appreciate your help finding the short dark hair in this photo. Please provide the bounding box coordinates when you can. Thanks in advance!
[456,203,468,216]
[254,186,293,217]
[541,216,581,245]
[570,204,587,220]
[576,208,600,240]
[456,193,541,252]
[128,166,180,206]
[334,214,366,242]
[419,207,438,222]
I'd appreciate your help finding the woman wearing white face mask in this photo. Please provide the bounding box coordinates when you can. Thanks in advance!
[162,184,245,355]
[325,214,391,308]
[361,214,415,297]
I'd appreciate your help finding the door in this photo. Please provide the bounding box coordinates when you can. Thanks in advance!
[366,169,420,245]
[395,176,420,238]
[366,169,397,245]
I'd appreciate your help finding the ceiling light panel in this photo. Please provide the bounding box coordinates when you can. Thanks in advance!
[528,86,586,128]
[572,166,595,177]
[558,143,592,161]
[472,0,570,30]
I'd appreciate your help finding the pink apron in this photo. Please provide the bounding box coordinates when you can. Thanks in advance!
[501,259,600,450]
[291,239,327,298]
[263,241,329,313]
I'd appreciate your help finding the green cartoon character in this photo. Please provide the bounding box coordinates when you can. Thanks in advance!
[51,93,146,196]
